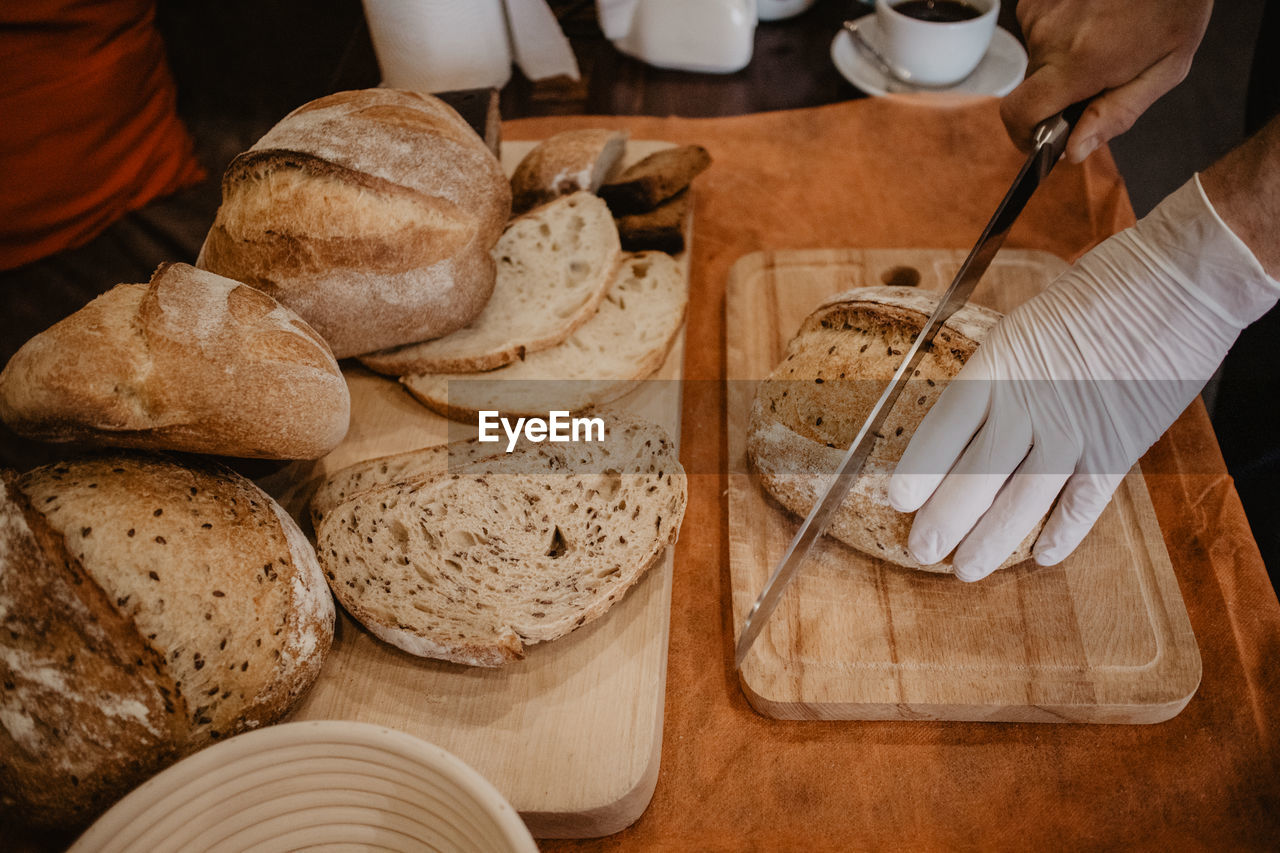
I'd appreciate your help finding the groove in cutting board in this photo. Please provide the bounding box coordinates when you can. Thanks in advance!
[727,248,1201,723]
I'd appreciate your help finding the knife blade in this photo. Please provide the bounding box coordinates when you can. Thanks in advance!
[734,103,1089,670]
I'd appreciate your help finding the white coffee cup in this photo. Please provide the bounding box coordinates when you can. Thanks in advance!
[874,0,999,87]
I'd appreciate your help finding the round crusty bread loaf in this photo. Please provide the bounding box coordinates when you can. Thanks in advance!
[0,471,186,831]
[0,263,350,460]
[197,89,512,358]
[746,285,1045,574]
[509,128,629,214]
[14,454,335,752]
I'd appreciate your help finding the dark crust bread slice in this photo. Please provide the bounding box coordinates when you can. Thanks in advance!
[616,191,689,253]
[598,145,711,214]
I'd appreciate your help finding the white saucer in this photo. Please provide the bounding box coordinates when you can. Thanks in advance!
[831,19,1028,98]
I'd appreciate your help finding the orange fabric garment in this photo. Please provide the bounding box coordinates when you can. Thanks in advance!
[507,98,1280,850]
[0,0,205,270]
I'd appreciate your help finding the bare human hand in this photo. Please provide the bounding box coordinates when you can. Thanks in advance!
[1001,0,1212,162]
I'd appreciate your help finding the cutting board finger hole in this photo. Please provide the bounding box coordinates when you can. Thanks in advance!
[879,265,922,288]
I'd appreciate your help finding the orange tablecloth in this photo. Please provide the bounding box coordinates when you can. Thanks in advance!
[507,97,1280,850]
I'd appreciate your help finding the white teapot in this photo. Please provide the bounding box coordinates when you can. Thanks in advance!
[598,0,757,73]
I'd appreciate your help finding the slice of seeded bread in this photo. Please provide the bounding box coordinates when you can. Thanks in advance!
[314,416,686,666]
[359,193,622,376]
[509,129,629,214]
[401,251,687,422]
[308,438,504,532]
[598,145,711,215]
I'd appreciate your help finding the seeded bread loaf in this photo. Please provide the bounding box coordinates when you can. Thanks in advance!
[197,89,512,358]
[509,129,629,214]
[14,454,334,748]
[402,251,687,421]
[598,144,711,215]
[0,472,186,831]
[746,286,1044,573]
[359,193,622,375]
[0,263,349,460]
[314,416,686,666]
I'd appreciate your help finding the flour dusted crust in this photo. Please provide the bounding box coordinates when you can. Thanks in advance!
[0,263,349,459]
[197,89,512,358]
[0,472,186,830]
[17,455,334,748]
[314,415,686,666]
[746,285,1042,573]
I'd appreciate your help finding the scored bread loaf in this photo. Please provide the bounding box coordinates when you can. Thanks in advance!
[197,89,512,358]
[402,251,687,421]
[314,415,686,666]
[746,286,1045,573]
[0,471,186,830]
[0,263,349,460]
[598,144,711,215]
[509,129,629,214]
[358,193,622,375]
[16,454,335,747]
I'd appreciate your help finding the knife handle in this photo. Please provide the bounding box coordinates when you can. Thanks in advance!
[1032,99,1092,167]
[1061,99,1091,131]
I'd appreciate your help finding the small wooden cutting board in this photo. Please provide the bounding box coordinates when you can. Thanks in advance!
[727,248,1201,723]
[254,141,688,838]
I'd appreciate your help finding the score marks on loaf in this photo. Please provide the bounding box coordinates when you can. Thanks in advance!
[478,410,606,453]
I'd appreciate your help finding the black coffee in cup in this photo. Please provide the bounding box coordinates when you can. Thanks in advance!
[892,0,982,22]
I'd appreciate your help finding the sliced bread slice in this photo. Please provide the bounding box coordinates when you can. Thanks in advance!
[359,193,621,376]
[509,129,629,214]
[598,144,711,214]
[401,251,687,421]
[616,190,689,253]
[308,437,504,531]
[313,416,686,666]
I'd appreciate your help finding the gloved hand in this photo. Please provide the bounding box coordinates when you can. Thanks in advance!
[887,175,1280,581]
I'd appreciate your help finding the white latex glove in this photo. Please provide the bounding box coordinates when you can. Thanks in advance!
[888,175,1280,581]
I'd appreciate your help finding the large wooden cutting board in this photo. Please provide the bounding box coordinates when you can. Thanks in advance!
[255,141,688,838]
[727,248,1201,723]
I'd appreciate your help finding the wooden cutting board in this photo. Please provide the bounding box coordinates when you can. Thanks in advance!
[254,141,688,839]
[727,248,1202,723]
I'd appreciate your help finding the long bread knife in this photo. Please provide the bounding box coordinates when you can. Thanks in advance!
[735,104,1088,670]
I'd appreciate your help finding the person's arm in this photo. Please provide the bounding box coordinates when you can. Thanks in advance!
[887,116,1280,580]
[1200,116,1280,276]
[1000,0,1213,162]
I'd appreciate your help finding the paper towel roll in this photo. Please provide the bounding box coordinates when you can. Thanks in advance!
[505,0,580,81]
[363,0,512,92]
